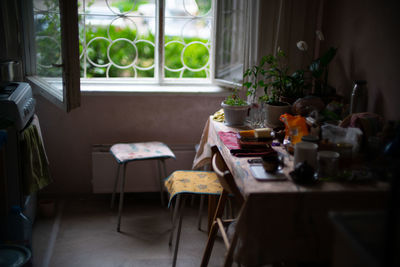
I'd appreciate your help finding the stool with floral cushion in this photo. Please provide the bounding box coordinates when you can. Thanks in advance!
[110,141,175,232]
[164,170,222,267]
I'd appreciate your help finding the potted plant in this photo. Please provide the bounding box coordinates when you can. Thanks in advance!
[221,88,250,126]
[309,46,337,99]
[253,50,295,128]
[242,56,269,127]
[296,38,338,101]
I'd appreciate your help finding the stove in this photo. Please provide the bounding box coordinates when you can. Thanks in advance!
[0,82,37,248]
[0,82,35,131]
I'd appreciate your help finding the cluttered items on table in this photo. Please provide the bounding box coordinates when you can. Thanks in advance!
[279,96,397,184]
[210,84,399,185]
[218,128,276,157]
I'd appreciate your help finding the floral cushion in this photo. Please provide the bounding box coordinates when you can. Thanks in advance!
[164,170,222,207]
[110,142,175,163]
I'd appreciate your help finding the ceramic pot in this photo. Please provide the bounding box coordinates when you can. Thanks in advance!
[264,102,291,128]
[221,101,250,126]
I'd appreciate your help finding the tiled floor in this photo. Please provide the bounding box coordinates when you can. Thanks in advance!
[32,194,225,267]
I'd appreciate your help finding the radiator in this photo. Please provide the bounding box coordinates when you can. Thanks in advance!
[91,144,196,193]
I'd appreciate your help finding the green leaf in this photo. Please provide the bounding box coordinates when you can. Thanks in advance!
[310,60,323,78]
[319,47,337,67]
[260,56,267,66]
[243,82,252,88]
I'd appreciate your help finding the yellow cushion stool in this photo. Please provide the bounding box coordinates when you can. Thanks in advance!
[164,170,222,267]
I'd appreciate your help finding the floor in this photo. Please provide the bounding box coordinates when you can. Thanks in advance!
[32,194,226,267]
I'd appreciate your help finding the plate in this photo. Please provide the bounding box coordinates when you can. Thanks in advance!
[249,164,287,181]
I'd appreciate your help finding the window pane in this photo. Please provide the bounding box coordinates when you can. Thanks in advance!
[214,0,246,85]
[29,0,80,111]
[33,0,63,78]
[164,0,213,79]
[79,0,155,78]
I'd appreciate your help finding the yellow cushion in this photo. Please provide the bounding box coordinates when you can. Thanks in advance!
[164,171,222,206]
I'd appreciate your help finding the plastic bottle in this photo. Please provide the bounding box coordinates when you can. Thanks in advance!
[349,80,368,114]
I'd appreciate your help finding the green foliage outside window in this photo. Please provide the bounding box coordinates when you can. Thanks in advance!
[34,0,211,79]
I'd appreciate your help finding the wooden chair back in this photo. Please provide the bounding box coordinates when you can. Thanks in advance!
[211,148,244,206]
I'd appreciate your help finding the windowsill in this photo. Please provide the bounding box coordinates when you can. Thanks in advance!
[80,81,230,96]
[28,76,231,99]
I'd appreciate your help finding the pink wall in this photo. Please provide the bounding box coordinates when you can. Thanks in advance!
[36,94,225,193]
[322,0,400,120]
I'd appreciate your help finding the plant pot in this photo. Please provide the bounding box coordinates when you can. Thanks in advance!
[264,102,291,128]
[221,101,250,126]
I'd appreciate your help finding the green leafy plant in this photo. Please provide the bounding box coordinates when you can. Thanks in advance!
[243,56,268,98]
[244,49,304,106]
[296,37,337,97]
[224,88,248,106]
[309,47,337,96]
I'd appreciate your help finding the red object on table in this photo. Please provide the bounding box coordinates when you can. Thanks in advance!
[218,131,241,150]
[218,131,276,157]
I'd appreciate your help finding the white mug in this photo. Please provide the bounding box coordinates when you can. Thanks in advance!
[294,142,318,169]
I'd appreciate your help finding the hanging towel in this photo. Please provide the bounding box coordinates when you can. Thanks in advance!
[21,115,52,194]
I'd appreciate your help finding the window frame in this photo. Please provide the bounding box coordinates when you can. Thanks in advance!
[21,0,81,112]
[213,0,261,89]
[21,0,262,111]
[77,0,215,84]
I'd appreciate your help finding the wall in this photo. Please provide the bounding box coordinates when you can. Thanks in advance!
[322,0,400,120]
[35,93,225,194]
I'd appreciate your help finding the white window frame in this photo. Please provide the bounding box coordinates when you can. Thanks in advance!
[213,0,261,89]
[21,0,262,112]
[21,0,81,112]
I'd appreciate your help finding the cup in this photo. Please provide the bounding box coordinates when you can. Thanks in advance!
[294,142,318,169]
[317,150,340,178]
[262,154,284,173]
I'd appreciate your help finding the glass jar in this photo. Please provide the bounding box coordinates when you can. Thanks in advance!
[349,80,368,114]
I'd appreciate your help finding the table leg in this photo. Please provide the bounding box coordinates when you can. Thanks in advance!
[207,195,218,233]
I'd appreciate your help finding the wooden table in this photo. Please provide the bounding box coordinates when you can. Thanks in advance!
[193,117,389,266]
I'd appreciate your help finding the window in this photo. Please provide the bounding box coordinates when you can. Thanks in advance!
[22,0,256,111]
[78,0,213,82]
[22,0,81,112]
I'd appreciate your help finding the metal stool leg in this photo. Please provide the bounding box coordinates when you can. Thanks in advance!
[157,159,167,206]
[117,162,127,232]
[172,195,186,267]
[198,195,205,230]
[111,163,121,209]
[169,194,181,246]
